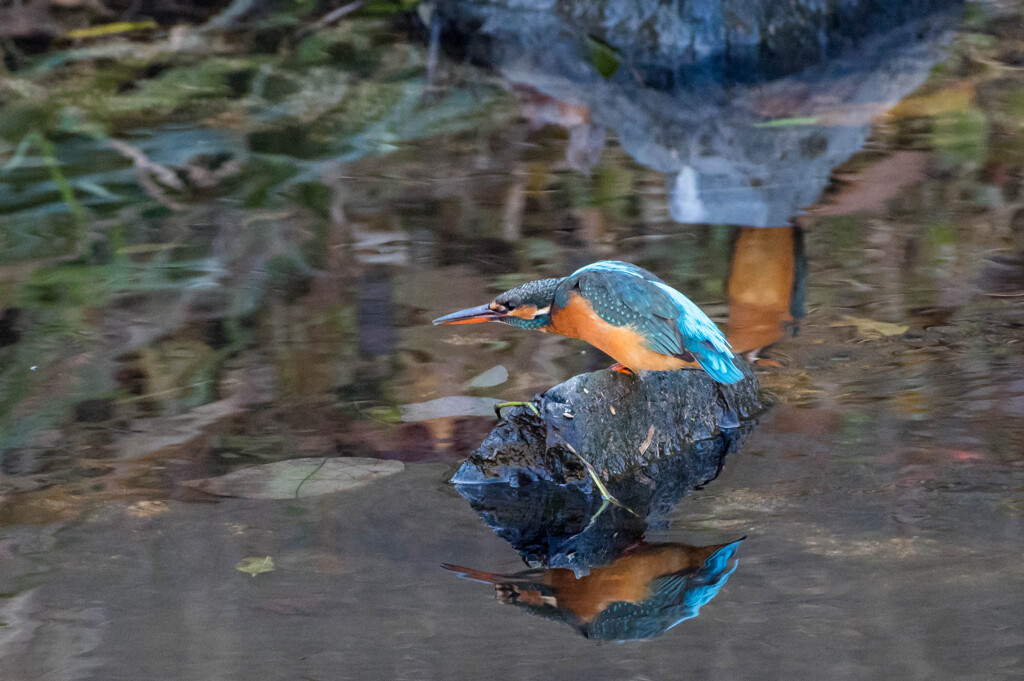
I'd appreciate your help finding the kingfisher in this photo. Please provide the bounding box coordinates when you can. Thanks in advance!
[433,261,744,383]
[441,539,743,640]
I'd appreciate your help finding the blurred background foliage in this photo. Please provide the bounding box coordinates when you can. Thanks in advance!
[0,0,1023,515]
[0,0,512,464]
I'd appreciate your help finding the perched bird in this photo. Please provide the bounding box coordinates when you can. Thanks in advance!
[442,539,743,640]
[433,261,743,383]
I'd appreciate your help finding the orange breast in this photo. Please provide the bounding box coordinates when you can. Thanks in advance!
[545,544,711,623]
[550,291,697,371]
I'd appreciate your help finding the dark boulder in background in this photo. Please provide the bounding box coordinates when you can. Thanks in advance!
[432,0,961,226]
[435,0,962,84]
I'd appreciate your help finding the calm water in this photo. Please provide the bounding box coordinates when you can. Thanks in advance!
[2,1,1024,679]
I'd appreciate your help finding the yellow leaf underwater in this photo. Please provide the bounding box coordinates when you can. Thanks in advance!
[236,556,275,577]
[183,457,404,499]
[831,315,909,338]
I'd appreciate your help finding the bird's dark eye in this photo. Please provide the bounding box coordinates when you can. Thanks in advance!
[505,302,516,310]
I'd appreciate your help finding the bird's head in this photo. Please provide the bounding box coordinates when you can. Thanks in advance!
[433,277,561,330]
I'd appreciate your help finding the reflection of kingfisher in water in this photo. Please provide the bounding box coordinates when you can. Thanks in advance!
[443,539,742,641]
[726,227,803,358]
[434,261,743,383]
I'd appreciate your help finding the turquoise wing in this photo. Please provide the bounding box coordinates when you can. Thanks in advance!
[562,262,687,357]
[563,262,743,383]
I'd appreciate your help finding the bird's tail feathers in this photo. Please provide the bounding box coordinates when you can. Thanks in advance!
[693,348,745,384]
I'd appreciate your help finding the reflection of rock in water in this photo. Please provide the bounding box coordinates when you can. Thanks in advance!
[437,0,961,226]
[454,423,753,571]
[443,539,742,641]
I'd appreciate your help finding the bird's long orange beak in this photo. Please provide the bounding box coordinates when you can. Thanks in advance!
[432,304,505,325]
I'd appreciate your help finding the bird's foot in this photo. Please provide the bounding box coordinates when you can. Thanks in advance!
[608,362,635,376]
[494,400,541,418]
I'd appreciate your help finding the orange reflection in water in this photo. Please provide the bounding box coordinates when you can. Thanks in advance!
[444,539,741,640]
[726,226,796,355]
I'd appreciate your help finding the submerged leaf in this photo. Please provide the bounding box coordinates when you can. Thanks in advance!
[237,556,275,577]
[465,365,509,389]
[831,315,909,338]
[183,457,404,499]
[400,396,501,421]
[753,116,821,128]
[585,36,620,79]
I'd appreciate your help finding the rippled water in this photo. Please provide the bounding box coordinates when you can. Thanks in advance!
[2,1,1024,679]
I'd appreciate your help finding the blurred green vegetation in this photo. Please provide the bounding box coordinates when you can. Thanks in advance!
[1,0,1024,479]
[0,0,513,461]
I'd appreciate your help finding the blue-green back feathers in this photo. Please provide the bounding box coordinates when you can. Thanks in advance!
[558,261,743,384]
[504,314,552,330]
[580,539,743,641]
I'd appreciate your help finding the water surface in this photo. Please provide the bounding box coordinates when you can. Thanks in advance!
[1,1,1024,679]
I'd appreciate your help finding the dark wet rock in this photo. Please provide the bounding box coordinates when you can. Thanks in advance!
[452,362,762,487]
[455,424,753,571]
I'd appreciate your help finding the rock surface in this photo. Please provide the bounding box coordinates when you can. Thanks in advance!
[451,362,763,487]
